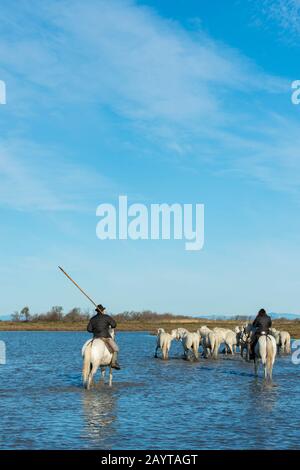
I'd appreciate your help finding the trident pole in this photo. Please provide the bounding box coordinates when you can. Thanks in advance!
[58,266,98,308]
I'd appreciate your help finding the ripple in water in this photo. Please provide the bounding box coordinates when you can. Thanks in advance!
[0,331,299,449]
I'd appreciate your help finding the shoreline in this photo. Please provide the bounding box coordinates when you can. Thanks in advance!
[0,319,299,337]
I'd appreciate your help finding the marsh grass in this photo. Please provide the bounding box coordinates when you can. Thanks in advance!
[0,319,299,337]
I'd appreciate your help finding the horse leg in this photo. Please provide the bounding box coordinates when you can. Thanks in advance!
[100,367,106,383]
[213,341,219,359]
[268,365,273,381]
[87,369,93,390]
[108,366,113,387]
[154,345,159,358]
[87,370,93,390]
[247,344,251,362]
[87,363,98,390]
[264,361,270,380]
[254,357,258,376]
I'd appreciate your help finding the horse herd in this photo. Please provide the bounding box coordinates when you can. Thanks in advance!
[81,324,291,389]
[155,325,291,381]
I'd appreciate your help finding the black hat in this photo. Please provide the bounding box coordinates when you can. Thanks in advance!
[95,304,105,313]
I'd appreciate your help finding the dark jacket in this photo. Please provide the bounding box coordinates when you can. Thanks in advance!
[252,313,272,335]
[87,313,117,338]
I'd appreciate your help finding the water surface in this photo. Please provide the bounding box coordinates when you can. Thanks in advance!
[0,331,299,449]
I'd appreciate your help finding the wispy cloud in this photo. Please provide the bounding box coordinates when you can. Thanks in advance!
[0,0,299,205]
[0,139,115,211]
[260,0,300,37]
[0,0,287,115]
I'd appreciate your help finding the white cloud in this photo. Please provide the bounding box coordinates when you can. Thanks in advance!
[260,0,300,36]
[0,139,115,211]
[0,0,299,204]
[0,0,287,116]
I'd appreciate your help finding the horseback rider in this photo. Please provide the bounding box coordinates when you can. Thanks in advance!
[87,304,121,370]
[249,308,272,360]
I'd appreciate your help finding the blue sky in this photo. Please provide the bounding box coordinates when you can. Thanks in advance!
[0,0,300,317]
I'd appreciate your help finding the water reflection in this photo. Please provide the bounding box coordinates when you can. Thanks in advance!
[0,331,299,449]
[248,378,278,412]
[82,385,117,443]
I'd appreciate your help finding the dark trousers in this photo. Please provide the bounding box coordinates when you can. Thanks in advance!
[250,333,260,358]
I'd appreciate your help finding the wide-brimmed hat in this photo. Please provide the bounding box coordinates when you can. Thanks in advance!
[95,304,105,313]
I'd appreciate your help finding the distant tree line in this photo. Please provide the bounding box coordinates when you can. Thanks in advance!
[113,310,190,322]
[9,308,192,323]
[7,308,297,323]
[229,315,253,321]
[10,306,90,323]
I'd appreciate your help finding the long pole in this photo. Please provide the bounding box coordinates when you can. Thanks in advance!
[58,266,97,308]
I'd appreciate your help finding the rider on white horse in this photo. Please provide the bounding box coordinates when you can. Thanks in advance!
[249,308,272,360]
[87,304,121,370]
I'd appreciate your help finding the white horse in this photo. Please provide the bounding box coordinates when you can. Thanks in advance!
[270,328,291,354]
[175,327,189,337]
[270,328,281,353]
[226,330,238,354]
[253,333,277,381]
[181,331,201,360]
[279,331,291,354]
[220,329,238,354]
[82,330,115,389]
[198,326,220,359]
[155,328,176,360]
[211,327,227,355]
[213,327,238,354]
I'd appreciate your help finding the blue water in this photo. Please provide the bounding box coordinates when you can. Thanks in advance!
[0,331,299,449]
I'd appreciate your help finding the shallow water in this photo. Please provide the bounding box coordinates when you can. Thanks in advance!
[0,331,299,449]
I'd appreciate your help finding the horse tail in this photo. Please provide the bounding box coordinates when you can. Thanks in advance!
[266,335,275,380]
[214,339,220,359]
[162,341,168,360]
[283,333,291,354]
[193,337,199,359]
[210,334,218,359]
[82,341,93,387]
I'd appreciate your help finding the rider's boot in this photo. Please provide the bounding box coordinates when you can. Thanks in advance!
[249,342,255,360]
[111,352,121,370]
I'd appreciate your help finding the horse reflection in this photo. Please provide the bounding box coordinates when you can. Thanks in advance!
[82,387,116,442]
[248,378,278,413]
